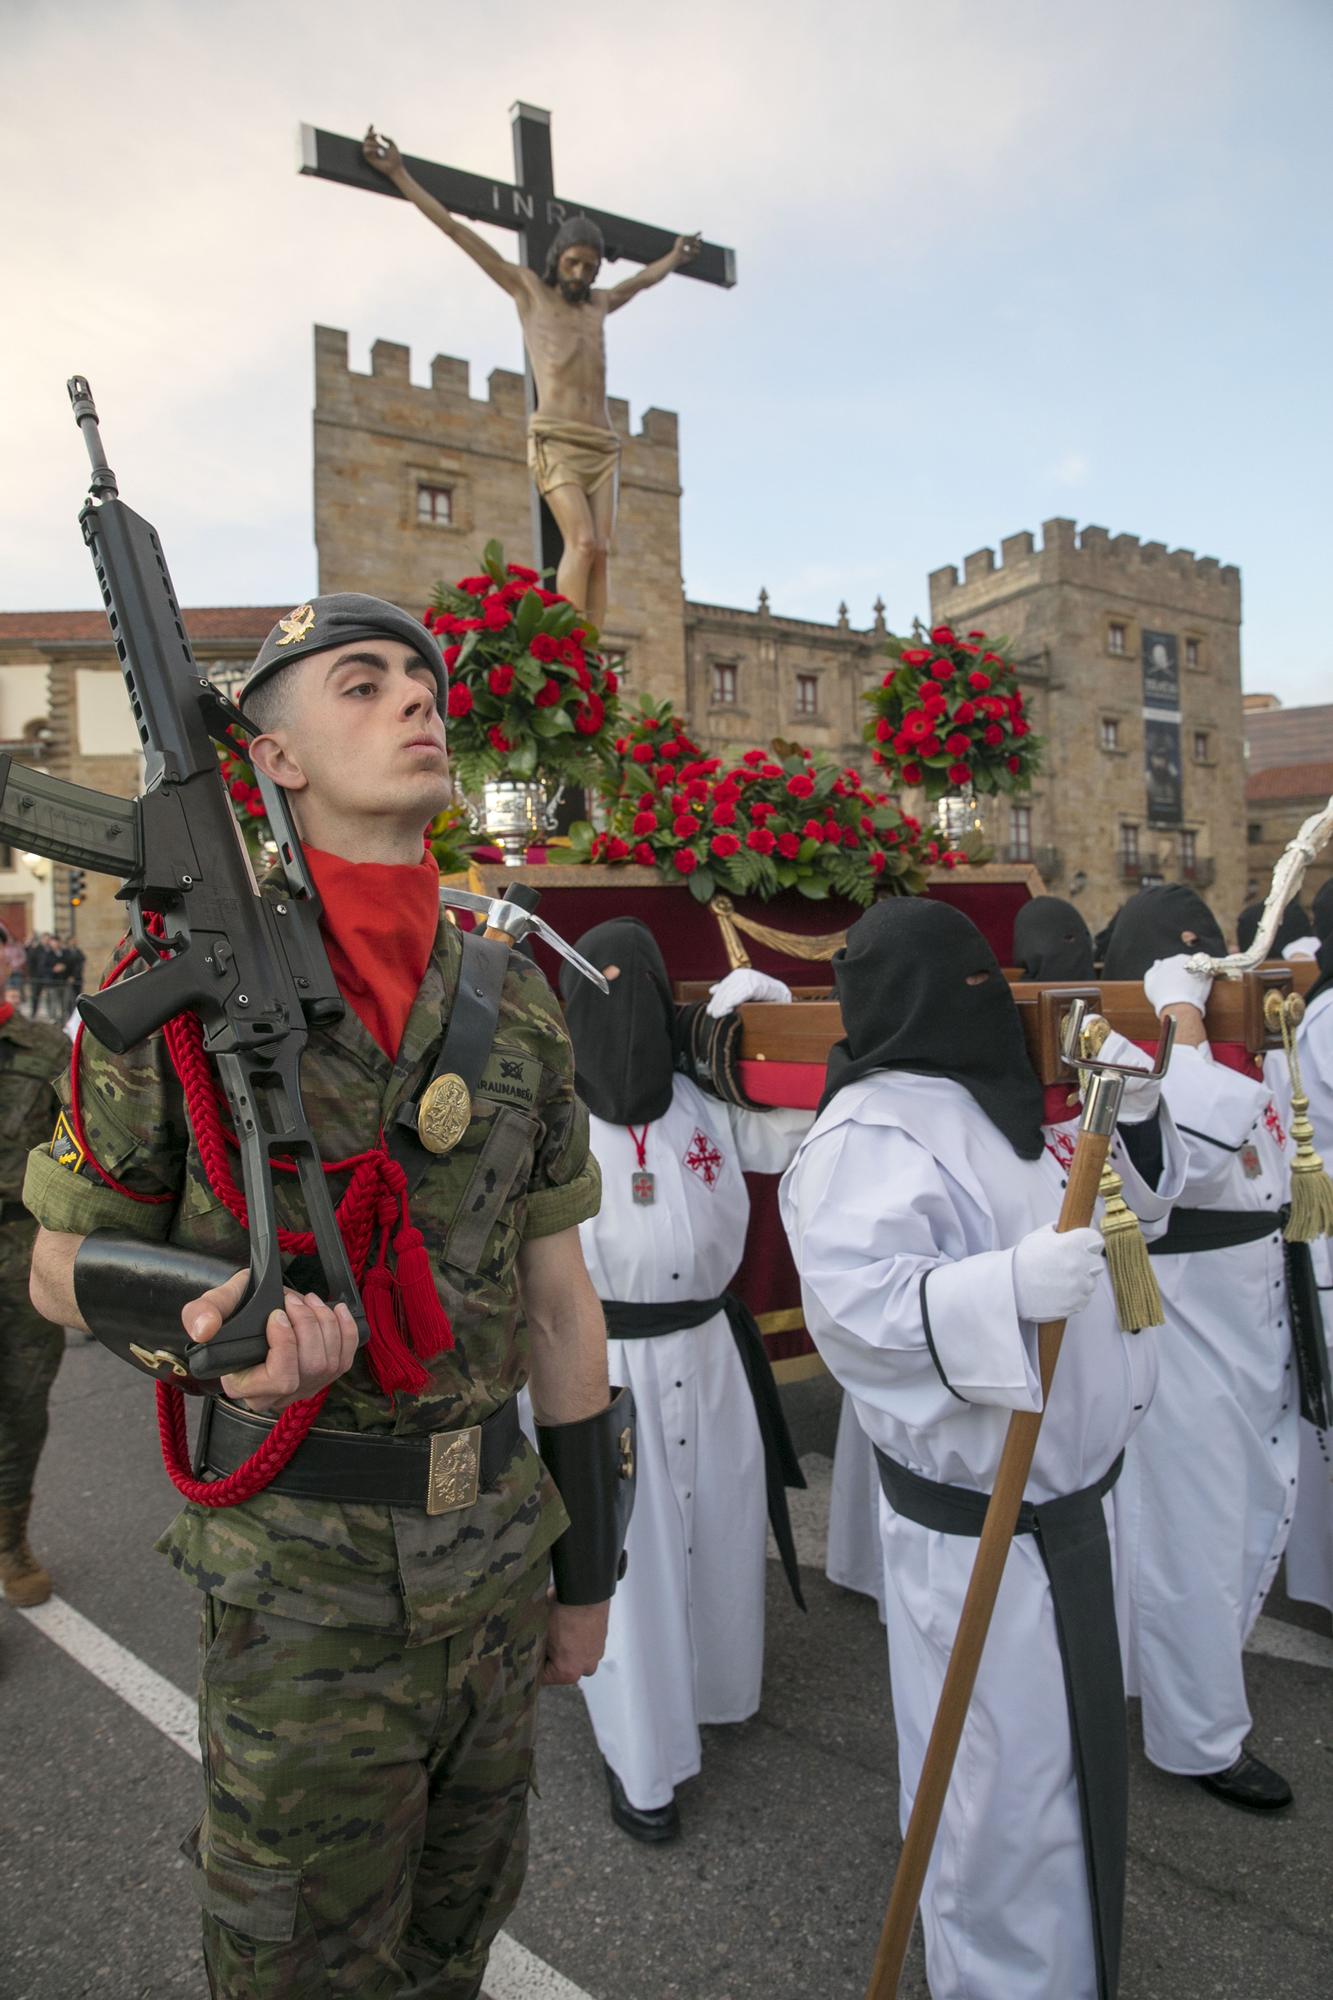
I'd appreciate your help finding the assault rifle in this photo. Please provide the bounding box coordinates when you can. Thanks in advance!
[0,379,367,1382]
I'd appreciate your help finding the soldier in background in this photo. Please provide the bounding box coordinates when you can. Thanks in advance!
[0,983,69,1606]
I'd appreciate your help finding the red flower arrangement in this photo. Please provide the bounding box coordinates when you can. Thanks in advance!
[571,699,952,903]
[863,623,1042,802]
[426,540,621,794]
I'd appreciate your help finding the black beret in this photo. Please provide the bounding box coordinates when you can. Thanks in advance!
[240,593,446,710]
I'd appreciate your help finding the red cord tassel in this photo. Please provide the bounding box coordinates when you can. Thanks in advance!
[362,1261,431,1396]
[392,1211,454,1358]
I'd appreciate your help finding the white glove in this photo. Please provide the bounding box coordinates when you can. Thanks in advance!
[1282,937,1320,963]
[1143,953,1212,1019]
[1116,1067,1162,1125]
[705,968,793,1018]
[1012,1224,1105,1323]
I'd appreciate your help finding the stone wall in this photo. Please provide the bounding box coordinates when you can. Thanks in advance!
[313,327,689,711]
[683,596,887,765]
[929,518,1246,937]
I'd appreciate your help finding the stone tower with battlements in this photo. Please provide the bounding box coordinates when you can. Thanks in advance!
[313,326,688,709]
[929,519,1246,935]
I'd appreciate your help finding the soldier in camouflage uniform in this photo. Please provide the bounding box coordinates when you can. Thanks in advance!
[0,994,69,1606]
[26,595,616,2000]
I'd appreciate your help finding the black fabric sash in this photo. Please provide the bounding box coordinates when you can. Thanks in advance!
[601,1293,807,1611]
[1148,1207,1332,1428]
[874,1447,1127,2000]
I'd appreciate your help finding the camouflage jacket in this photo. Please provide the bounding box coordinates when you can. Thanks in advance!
[23,914,600,1640]
[1,1006,68,1293]
[1,1007,68,1203]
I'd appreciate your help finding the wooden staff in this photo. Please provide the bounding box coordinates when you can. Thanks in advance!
[864,1004,1174,1999]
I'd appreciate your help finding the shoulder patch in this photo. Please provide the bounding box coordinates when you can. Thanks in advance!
[477,1049,543,1111]
[48,1108,88,1176]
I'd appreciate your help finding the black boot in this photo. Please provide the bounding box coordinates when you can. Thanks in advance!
[1196,1750,1293,1813]
[603,1760,680,1842]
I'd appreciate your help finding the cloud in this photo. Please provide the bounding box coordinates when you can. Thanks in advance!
[1049,453,1091,488]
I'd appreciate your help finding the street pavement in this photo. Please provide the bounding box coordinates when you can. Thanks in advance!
[2,1336,1330,2000]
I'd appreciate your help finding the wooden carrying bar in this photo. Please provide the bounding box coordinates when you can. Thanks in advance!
[735,963,1318,1088]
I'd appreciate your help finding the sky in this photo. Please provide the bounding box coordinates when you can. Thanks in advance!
[3,0,1330,704]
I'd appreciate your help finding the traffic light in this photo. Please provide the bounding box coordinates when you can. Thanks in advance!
[68,870,86,908]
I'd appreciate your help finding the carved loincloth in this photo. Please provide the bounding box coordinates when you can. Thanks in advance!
[527,416,621,500]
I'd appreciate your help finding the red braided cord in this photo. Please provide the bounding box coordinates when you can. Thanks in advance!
[72,922,389,1505]
[156,1380,330,1506]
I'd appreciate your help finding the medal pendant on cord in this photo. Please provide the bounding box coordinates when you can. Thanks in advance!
[628,1124,655,1205]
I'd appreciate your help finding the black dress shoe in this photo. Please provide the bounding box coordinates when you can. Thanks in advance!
[1196,1750,1293,1813]
[603,1761,680,1842]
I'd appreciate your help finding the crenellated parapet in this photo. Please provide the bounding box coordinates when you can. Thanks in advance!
[314,326,681,493]
[930,516,1241,623]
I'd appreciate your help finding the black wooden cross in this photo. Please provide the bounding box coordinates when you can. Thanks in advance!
[300,104,736,578]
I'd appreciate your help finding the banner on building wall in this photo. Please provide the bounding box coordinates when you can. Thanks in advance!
[1141,629,1182,826]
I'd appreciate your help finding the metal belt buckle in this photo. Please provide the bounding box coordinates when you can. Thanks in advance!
[426,1424,482,1515]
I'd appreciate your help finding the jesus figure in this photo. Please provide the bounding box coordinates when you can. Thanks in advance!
[363,127,700,628]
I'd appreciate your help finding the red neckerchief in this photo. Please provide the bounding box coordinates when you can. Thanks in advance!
[0,1002,13,1029]
[305,845,441,1061]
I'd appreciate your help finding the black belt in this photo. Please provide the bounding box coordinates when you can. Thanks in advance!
[601,1292,808,1612]
[196,1395,522,1515]
[1148,1207,1331,1429]
[874,1447,1127,2000]
[1147,1205,1284,1255]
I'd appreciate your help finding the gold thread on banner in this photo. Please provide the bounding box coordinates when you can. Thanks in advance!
[1079,1015,1164,1332]
[1264,990,1333,1243]
[709,894,850,970]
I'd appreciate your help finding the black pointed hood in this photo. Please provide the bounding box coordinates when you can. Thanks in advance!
[1012,896,1095,981]
[560,917,676,1126]
[820,898,1045,1159]
[1101,884,1226,980]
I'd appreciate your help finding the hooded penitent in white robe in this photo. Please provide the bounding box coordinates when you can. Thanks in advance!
[579,1074,810,1810]
[1113,1042,1302,1772]
[780,1049,1185,2000]
[826,1389,886,1618]
[1285,983,1333,1613]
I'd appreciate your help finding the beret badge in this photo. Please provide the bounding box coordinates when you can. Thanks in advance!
[276,603,316,647]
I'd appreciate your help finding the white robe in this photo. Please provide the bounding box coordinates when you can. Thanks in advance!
[1285,985,1333,1613]
[579,1075,811,1810]
[780,1048,1185,2000]
[826,1389,887,1618]
[1114,1044,1300,1773]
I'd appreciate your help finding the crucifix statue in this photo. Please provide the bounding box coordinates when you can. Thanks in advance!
[300,107,736,631]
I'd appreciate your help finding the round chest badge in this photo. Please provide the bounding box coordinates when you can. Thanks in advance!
[418,1073,472,1154]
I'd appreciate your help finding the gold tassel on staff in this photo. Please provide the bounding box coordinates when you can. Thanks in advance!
[1080,1017,1164,1332]
[1264,990,1333,1244]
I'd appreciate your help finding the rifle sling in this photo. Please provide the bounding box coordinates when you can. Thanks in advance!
[388,927,511,1198]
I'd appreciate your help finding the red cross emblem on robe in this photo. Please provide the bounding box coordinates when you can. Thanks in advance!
[1263,1101,1287,1149]
[684,1128,724,1188]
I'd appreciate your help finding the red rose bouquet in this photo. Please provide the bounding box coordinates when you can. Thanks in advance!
[426,539,621,796]
[863,623,1042,802]
[573,703,947,903]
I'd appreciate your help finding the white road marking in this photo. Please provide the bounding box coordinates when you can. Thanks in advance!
[770,1454,1333,1672]
[1246,1613,1333,1670]
[20,1595,202,1760]
[19,1594,601,2000]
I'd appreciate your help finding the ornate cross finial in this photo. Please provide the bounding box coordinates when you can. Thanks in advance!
[873,595,887,635]
[757,587,770,614]
[837,600,850,629]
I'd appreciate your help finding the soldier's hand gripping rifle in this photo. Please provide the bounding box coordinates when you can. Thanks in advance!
[0,379,367,1384]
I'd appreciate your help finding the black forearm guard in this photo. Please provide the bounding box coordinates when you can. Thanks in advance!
[73,1229,240,1391]
[673,1000,759,1107]
[537,1384,637,1605]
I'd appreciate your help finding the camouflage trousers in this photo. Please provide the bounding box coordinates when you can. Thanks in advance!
[0,1256,65,1508]
[186,1562,551,2000]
